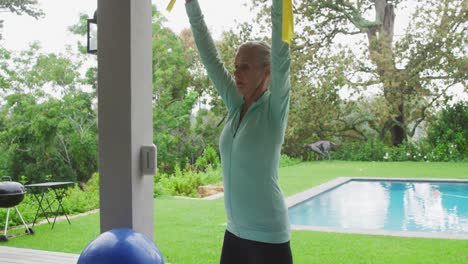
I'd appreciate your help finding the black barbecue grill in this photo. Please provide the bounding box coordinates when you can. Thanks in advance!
[0,176,34,241]
[0,181,26,207]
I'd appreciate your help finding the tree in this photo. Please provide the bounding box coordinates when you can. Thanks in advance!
[0,0,44,40]
[0,42,83,95]
[0,45,97,183]
[0,92,97,183]
[152,6,208,172]
[0,0,43,17]
[68,14,98,89]
[67,6,212,173]
[251,0,467,146]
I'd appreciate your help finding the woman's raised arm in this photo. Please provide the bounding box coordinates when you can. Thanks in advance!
[185,0,243,112]
[270,0,291,125]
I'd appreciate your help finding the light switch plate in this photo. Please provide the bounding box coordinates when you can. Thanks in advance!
[141,144,157,176]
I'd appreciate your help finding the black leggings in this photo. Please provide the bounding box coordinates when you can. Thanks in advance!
[220,230,293,264]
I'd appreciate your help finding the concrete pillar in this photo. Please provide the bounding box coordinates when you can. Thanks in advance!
[97,0,154,239]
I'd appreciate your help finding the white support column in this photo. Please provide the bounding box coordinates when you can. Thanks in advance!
[97,0,154,239]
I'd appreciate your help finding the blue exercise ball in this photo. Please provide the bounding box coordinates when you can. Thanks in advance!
[77,228,165,264]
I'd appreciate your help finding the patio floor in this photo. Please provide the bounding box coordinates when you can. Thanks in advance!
[0,246,79,264]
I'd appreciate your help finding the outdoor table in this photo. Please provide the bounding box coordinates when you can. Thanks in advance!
[24,182,74,229]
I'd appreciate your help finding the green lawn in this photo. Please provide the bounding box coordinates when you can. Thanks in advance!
[2,161,468,263]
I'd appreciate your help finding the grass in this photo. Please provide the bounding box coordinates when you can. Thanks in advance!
[1,161,468,263]
[279,161,468,196]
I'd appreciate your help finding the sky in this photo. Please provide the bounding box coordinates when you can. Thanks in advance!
[0,0,422,56]
[1,0,252,53]
[0,0,466,101]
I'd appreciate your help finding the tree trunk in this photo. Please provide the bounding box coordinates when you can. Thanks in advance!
[390,103,406,146]
[369,1,405,146]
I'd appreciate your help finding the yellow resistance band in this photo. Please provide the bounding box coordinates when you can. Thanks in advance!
[166,0,176,12]
[282,0,294,45]
[167,0,293,44]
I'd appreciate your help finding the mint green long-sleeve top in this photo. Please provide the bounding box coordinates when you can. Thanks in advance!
[186,0,291,244]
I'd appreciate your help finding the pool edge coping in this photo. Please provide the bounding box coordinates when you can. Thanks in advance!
[286,177,468,240]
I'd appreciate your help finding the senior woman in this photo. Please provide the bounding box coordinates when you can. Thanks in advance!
[185,0,293,263]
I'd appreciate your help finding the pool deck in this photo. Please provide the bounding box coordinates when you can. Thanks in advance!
[0,246,79,264]
[286,177,468,240]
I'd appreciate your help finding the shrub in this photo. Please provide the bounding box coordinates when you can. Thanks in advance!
[195,145,220,172]
[280,154,302,167]
[62,173,100,215]
[155,165,222,198]
[426,102,468,161]
[160,167,202,197]
[334,139,436,162]
[385,141,431,162]
[334,139,388,161]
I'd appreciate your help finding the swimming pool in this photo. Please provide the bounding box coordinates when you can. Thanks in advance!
[287,177,468,239]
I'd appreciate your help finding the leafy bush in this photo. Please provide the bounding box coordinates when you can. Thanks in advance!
[195,145,220,172]
[279,154,302,167]
[385,141,431,162]
[334,139,438,162]
[62,173,100,215]
[155,165,222,198]
[334,139,388,161]
[426,102,467,161]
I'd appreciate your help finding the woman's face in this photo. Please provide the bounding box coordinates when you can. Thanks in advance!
[234,47,269,97]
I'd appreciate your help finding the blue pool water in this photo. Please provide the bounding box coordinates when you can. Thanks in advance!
[288,180,468,233]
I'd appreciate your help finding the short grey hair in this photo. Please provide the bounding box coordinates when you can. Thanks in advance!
[237,41,271,66]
